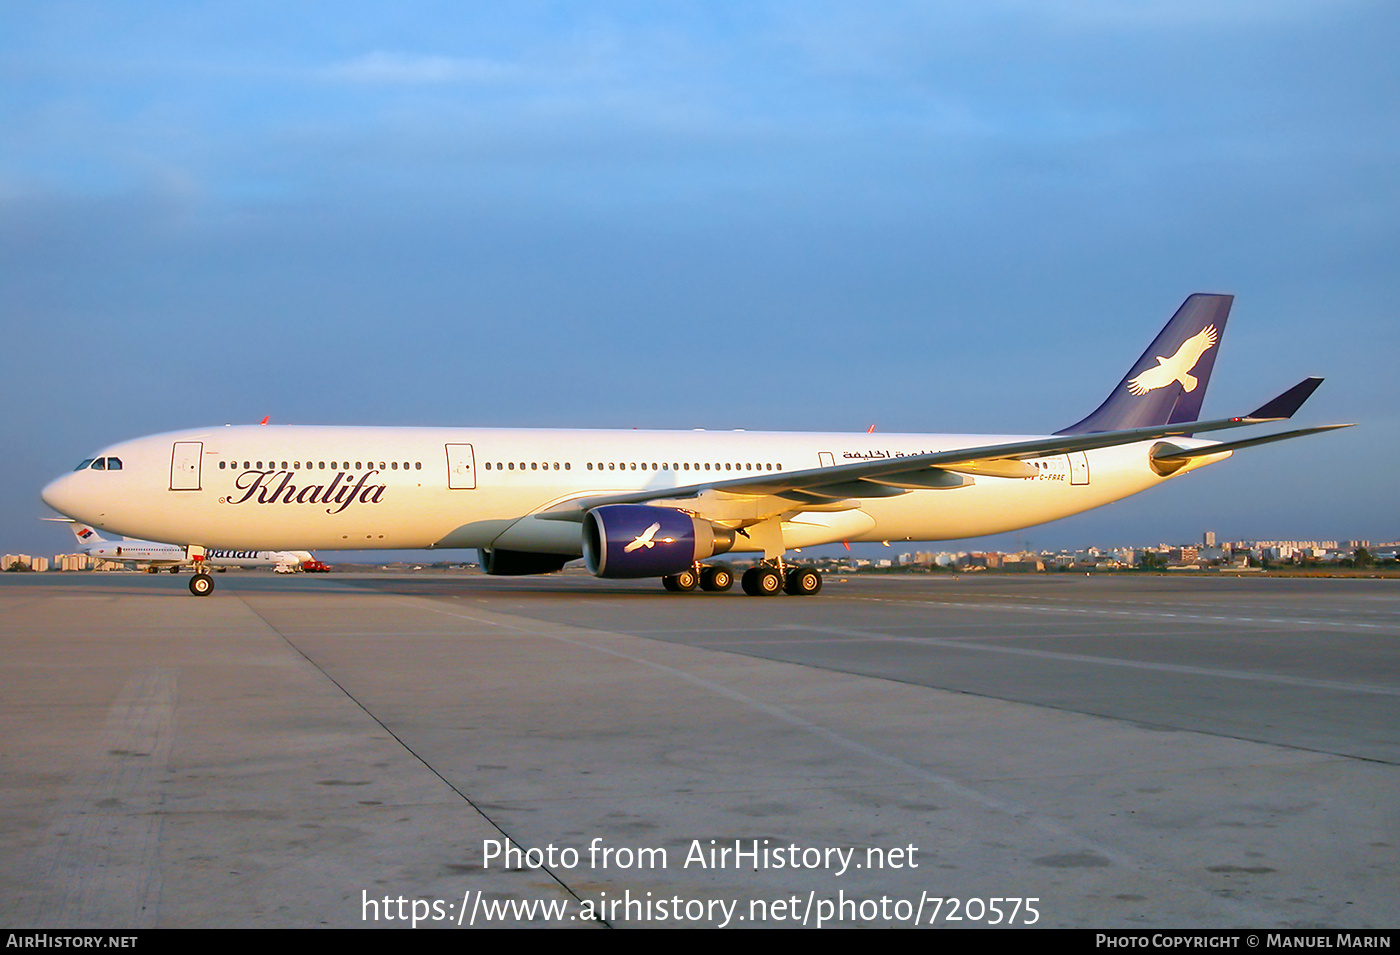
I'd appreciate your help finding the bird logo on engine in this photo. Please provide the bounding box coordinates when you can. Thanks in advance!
[624,522,670,552]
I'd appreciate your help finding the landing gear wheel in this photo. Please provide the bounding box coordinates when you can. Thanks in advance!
[189,573,214,597]
[741,566,783,596]
[783,566,823,596]
[662,568,699,592]
[700,564,734,592]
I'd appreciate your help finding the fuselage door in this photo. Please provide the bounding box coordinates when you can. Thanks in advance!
[170,441,203,491]
[1069,451,1090,486]
[818,452,835,469]
[446,444,477,490]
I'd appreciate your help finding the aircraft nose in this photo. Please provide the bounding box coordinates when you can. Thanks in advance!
[41,472,85,518]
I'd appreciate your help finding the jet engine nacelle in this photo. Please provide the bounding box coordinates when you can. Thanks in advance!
[583,505,734,579]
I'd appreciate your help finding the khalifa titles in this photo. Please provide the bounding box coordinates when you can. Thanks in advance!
[222,466,388,515]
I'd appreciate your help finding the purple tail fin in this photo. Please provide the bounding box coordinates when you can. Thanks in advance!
[1056,293,1233,435]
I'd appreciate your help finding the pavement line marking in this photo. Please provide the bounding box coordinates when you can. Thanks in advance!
[782,623,1400,697]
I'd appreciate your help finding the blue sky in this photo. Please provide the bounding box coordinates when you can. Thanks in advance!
[3,1,1396,559]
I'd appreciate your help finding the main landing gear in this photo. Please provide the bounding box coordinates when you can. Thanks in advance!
[661,562,822,597]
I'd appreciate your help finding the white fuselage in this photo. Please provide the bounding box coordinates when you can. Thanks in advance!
[41,424,1224,554]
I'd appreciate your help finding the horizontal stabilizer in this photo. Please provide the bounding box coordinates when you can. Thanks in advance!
[1151,423,1353,462]
[1245,377,1324,421]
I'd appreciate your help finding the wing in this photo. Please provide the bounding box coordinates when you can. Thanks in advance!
[537,378,1344,528]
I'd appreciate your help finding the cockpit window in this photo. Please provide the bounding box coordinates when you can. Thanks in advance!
[74,456,122,471]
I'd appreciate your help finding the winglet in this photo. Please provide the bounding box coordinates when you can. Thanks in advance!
[1245,377,1323,421]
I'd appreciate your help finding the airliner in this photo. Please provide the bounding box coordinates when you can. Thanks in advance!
[40,294,1349,596]
[55,519,315,574]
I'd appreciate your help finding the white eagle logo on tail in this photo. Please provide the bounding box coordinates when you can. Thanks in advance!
[1127,324,1218,396]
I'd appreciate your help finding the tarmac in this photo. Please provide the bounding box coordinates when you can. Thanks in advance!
[0,569,1395,929]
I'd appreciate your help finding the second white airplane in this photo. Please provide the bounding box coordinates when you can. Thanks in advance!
[56,520,315,574]
[40,294,1349,596]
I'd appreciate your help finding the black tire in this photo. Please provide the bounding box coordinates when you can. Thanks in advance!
[189,573,214,596]
[663,569,698,592]
[700,564,734,592]
[742,566,783,596]
[783,566,823,596]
